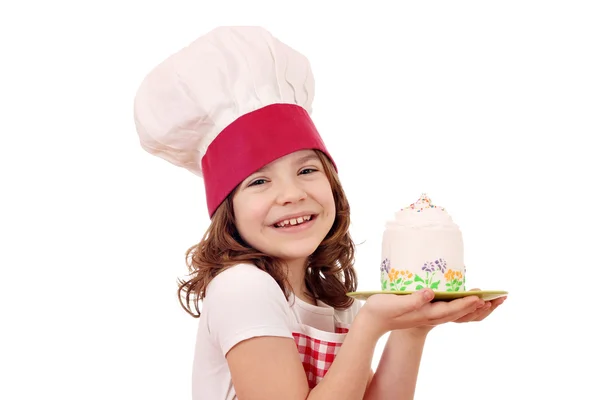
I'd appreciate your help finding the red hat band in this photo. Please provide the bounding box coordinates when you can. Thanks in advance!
[201,103,336,217]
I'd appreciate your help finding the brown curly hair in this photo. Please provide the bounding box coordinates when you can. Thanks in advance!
[177,150,358,318]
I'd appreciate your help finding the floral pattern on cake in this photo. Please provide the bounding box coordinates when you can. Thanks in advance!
[386,269,414,291]
[380,257,466,292]
[414,259,447,290]
[444,269,465,292]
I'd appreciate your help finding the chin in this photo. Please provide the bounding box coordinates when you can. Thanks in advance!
[277,245,319,260]
[267,240,322,261]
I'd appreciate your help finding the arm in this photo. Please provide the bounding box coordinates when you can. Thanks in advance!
[363,330,428,400]
[227,310,381,400]
[210,265,382,400]
[225,283,482,400]
[362,293,507,400]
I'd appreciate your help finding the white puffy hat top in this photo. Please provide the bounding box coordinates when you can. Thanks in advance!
[134,26,335,217]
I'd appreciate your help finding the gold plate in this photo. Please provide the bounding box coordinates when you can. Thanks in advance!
[346,290,508,302]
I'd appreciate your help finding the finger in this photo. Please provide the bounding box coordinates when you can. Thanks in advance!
[457,296,506,323]
[454,301,492,323]
[396,288,436,313]
[420,295,482,324]
[429,302,482,324]
[386,289,436,320]
[473,296,506,321]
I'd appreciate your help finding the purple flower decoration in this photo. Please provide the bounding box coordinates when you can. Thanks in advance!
[421,262,434,273]
[435,258,447,273]
[381,258,390,273]
[422,259,448,273]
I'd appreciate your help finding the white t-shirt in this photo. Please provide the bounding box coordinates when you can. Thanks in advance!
[191,263,362,400]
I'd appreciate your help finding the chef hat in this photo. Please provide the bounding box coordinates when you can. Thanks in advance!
[134,26,336,217]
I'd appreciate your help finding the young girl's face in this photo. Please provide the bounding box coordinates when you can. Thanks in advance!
[232,149,336,264]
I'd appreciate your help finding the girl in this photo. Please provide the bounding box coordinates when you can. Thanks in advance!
[134,26,505,400]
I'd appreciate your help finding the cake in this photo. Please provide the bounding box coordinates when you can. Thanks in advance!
[380,194,466,292]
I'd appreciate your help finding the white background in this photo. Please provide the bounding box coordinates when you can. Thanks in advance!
[1,0,598,399]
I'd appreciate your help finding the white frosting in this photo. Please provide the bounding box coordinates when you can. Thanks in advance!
[381,194,466,292]
[388,207,458,230]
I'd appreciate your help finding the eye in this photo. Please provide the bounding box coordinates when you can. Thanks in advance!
[248,178,268,187]
[299,168,317,175]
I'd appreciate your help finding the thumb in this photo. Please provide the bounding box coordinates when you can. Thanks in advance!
[396,288,435,313]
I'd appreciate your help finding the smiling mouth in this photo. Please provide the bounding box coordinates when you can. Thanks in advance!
[273,215,315,228]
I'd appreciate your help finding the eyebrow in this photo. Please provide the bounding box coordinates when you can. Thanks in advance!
[295,153,320,166]
[253,153,320,174]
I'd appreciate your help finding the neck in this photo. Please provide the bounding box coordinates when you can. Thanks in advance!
[284,258,315,305]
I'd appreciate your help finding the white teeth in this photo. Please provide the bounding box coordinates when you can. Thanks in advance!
[275,215,312,227]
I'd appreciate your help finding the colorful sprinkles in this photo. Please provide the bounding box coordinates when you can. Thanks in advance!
[401,193,445,212]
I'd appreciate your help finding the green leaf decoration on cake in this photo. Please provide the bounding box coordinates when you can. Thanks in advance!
[381,259,465,293]
[385,267,416,292]
[420,259,448,289]
[444,269,465,291]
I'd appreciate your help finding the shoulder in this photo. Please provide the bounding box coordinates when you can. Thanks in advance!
[204,263,291,319]
[203,263,294,355]
[206,263,286,300]
[211,263,276,283]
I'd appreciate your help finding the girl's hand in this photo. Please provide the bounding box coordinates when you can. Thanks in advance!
[360,289,484,338]
[452,289,507,323]
[404,289,507,337]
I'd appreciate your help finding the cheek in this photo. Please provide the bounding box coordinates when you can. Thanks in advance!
[233,197,270,235]
[326,193,336,219]
[315,182,336,218]
[322,181,336,205]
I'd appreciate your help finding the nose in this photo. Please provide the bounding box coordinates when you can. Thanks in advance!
[275,178,307,205]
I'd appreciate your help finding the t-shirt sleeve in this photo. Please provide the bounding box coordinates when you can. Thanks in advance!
[204,263,294,356]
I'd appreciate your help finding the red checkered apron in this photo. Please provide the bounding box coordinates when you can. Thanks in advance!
[291,320,351,388]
